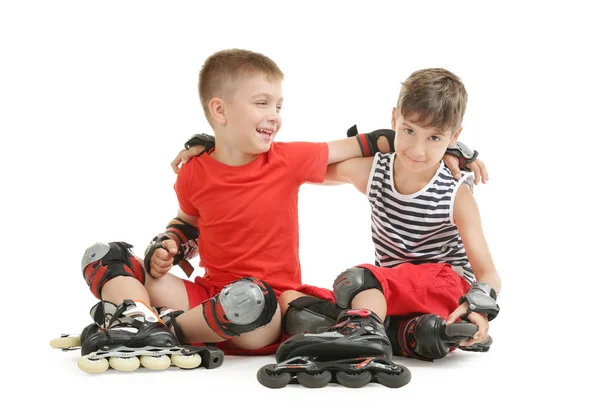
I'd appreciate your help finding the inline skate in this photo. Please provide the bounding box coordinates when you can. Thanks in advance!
[50,299,223,374]
[257,309,411,388]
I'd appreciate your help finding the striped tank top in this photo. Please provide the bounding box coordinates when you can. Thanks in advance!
[367,152,476,284]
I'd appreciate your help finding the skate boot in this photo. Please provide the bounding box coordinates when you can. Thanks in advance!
[257,309,411,389]
[50,299,224,374]
[387,313,493,361]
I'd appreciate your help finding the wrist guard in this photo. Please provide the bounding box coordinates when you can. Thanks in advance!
[347,124,396,157]
[459,282,499,321]
[184,133,216,155]
[445,141,479,170]
[144,218,199,278]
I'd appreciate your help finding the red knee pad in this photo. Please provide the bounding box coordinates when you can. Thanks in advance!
[82,242,145,299]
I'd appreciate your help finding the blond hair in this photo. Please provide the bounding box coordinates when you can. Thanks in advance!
[396,68,467,132]
[198,49,284,119]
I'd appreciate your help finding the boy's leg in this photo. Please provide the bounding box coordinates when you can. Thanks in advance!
[351,263,480,361]
[82,242,150,305]
[175,277,280,350]
[82,241,191,310]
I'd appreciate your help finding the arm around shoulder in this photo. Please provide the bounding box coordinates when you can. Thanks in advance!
[324,157,374,194]
[453,184,502,295]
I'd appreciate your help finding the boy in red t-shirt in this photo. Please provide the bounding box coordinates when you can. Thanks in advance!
[81,49,485,358]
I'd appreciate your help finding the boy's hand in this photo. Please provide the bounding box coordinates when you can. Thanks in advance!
[446,302,490,347]
[148,239,178,278]
[171,133,216,173]
[171,145,205,173]
[443,155,489,185]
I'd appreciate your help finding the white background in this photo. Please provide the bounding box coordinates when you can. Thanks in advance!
[1,0,597,408]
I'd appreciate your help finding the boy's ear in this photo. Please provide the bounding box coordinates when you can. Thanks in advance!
[391,107,397,130]
[209,98,227,125]
[450,126,463,145]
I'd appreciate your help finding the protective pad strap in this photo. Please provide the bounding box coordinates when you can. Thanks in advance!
[201,278,278,339]
[459,282,500,321]
[332,267,383,308]
[347,125,396,157]
[445,141,479,170]
[144,218,199,278]
[282,296,342,336]
[82,242,145,299]
[184,133,215,154]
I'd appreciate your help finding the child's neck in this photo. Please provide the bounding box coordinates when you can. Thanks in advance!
[392,156,441,195]
[211,144,259,166]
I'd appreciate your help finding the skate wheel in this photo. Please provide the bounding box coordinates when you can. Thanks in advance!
[335,371,372,388]
[108,356,140,372]
[376,367,411,388]
[171,353,202,369]
[296,371,332,388]
[257,364,292,388]
[140,354,171,371]
[77,356,109,374]
[50,335,81,349]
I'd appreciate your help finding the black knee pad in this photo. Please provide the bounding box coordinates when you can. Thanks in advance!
[201,277,278,338]
[282,296,343,336]
[82,242,145,299]
[332,267,383,308]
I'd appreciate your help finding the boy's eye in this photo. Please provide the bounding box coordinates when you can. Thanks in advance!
[429,136,440,142]
[276,105,282,112]
[405,128,414,135]
[256,101,267,106]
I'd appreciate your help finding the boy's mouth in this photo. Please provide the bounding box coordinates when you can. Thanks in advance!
[257,128,275,141]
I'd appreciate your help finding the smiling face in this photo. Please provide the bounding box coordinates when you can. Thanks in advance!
[217,74,283,155]
[391,108,461,173]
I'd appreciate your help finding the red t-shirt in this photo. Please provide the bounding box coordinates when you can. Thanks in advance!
[174,141,329,292]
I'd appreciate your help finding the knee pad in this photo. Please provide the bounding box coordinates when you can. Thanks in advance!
[282,296,343,336]
[332,267,383,308]
[201,277,278,338]
[82,242,145,299]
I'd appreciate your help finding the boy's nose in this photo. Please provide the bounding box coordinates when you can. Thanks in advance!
[411,142,426,156]
[266,111,281,124]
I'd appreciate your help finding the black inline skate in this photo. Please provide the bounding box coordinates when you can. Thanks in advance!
[387,313,493,361]
[257,309,411,388]
[50,299,224,374]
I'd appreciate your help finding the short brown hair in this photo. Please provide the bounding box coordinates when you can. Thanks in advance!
[396,68,467,132]
[198,49,284,119]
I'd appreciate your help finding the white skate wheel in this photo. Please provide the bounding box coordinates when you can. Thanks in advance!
[171,353,202,369]
[140,354,171,371]
[50,335,81,349]
[77,356,109,374]
[108,356,140,372]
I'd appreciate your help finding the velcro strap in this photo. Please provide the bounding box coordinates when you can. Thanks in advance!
[356,134,373,157]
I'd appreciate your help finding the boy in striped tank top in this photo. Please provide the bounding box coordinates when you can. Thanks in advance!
[320,68,502,361]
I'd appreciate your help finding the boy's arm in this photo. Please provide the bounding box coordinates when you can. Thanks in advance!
[453,185,501,293]
[447,184,501,345]
[322,157,374,193]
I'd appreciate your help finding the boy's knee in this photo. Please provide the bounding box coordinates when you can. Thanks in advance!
[82,242,145,299]
[332,267,383,308]
[202,277,278,339]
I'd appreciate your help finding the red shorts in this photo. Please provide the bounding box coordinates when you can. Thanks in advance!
[183,276,334,356]
[358,262,471,318]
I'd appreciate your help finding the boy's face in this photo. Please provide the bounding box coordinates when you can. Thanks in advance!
[222,74,283,154]
[391,108,461,173]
